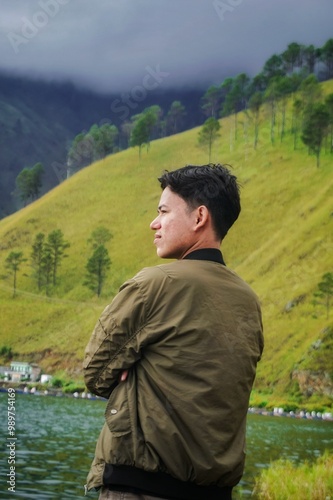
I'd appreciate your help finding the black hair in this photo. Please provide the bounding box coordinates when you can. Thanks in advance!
[158,163,241,240]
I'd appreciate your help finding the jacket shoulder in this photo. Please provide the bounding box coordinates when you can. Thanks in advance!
[132,263,175,285]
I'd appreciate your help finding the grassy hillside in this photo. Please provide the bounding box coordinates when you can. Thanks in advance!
[0,81,332,408]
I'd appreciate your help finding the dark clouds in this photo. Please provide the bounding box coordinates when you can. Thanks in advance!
[0,0,332,93]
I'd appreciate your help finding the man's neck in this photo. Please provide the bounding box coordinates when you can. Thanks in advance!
[183,248,225,265]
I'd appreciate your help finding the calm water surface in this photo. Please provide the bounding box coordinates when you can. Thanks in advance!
[0,392,332,500]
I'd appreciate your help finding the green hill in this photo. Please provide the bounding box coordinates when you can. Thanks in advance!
[0,81,332,410]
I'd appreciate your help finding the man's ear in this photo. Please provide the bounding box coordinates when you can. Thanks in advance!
[194,205,209,230]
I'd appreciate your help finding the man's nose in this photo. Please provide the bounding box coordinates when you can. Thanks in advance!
[150,216,160,230]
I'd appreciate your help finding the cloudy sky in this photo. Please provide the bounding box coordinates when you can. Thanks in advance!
[0,0,332,94]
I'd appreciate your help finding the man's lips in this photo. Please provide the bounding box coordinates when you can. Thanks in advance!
[153,234,161,243]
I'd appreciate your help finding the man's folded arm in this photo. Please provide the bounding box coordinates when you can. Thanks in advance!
[83,279,147,398]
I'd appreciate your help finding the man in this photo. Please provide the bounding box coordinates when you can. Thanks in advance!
[84,163,264,500]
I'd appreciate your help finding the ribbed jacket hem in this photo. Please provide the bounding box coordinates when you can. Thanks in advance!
[103,464,233,500]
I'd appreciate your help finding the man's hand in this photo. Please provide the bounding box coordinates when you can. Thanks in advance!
[120,370,129,382]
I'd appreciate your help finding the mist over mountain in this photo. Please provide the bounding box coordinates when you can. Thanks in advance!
[0,72,204,216]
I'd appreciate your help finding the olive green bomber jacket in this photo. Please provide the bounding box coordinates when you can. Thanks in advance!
[83,258,264,493]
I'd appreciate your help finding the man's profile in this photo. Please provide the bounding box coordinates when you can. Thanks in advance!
[84,163,264,500]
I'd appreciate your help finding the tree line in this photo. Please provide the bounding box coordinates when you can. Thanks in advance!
[197,73,333,166]
[14,38,333,201]
[4,226,113,298]
[66,100,187,168]
[194,39,333,165]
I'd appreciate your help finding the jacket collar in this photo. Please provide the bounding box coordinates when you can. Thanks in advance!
[183,248,225,265]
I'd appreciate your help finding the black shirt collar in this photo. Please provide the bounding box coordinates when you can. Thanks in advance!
[183,248,225,265]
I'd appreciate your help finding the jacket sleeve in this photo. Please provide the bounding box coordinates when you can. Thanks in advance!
[83,278,148,399]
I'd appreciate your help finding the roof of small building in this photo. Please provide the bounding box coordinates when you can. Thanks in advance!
[10,361,32,366]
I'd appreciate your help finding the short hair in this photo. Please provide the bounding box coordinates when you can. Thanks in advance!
[158,163,241,240]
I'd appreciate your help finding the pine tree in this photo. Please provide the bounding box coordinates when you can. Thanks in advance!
[44,229,70,286]
[198,117,221,162]
[248,92,263,149]
[5,251,27,298]
[31,232,45,290]
[41,247,53,295]
[201,86,222,118]
[15,168,33,206]
[166,101,186,134]
[15,163,44,205]
[84,245,111,297]
[301,103,329,167]
[88,226,112,249]
[130,115,148,158]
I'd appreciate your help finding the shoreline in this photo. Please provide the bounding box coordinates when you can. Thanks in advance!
[1,382,332,421]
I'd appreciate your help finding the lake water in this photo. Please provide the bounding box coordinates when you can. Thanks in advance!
[1,392,332,500]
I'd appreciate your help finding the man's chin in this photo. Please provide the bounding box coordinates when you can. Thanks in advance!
[156,249,166,258]
[156,249,180,260]
[156,248,170,259]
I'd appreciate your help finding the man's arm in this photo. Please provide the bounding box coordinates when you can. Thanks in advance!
[83,278,147,398]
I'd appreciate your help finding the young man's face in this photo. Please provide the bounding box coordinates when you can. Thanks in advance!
[150,187,197,259]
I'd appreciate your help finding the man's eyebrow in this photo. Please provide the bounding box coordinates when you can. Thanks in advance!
[157,204,168,211]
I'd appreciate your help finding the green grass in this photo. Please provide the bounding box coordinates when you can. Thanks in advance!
[253,451,333,499]
[0,81,332,405]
